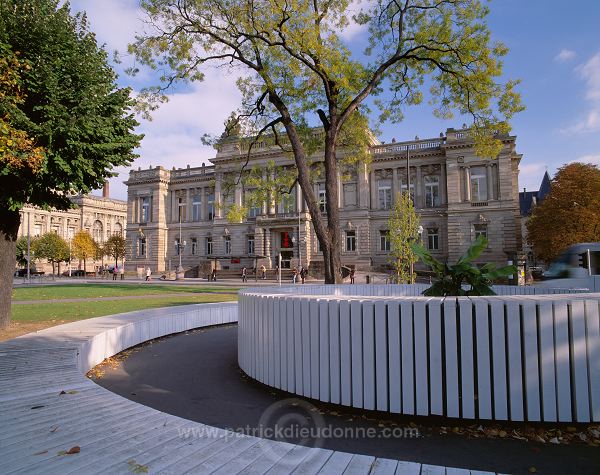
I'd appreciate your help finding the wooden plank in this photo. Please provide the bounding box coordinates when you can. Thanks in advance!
[316,450,353,474]
[459,299,475,419]
[413,301,429,416]
[362,302,376,410]
[294,298,304,393]
[394,460,421,475]
[340,301,352,406]
[419,465,446,475]
[585,299,600,421]
[570,299,591,422]
[311,300,321,400]
[302,298,312,397]
[475,299,492,420]
[287,298,296,392]
[268,296,275,387]
[351,300,364,408]
[538,300,557,422]
[343,454,376,474]
[375,301,389,412]
[554,300,572,422]
[274,297,282,389]
[329,300,341,404]
[490,300,508,421]
[506,300,524,421]
[369,458,398,475]
[444,299,460,418]
[319,300,331,402]
[522,300,541,421]
[400,301,414,415]
[388,302,402,413]
[428,300,443,416]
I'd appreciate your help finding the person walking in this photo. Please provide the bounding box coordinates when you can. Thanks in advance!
[145,267,151,282]
[349,268,355,284]
[241,267,247,283]
[211,268,217,281]
[300,267,307,284]
[119,265,125,280]
[113,265,118,280]
[260,265,266,280]
[292,267,298,284]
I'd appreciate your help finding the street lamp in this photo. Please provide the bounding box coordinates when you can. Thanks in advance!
[175,239,186,280]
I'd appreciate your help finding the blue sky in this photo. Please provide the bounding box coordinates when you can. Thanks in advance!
[67,0,600,201]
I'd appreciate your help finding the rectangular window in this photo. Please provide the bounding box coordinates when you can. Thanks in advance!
[207,193,215,220]
[474,223,488,240]
[318,184,326,212]
[177,197,187,222]
[248,205,260,218]
[280,193,295,213]
[191,237,197,255]
[192,195,201,221]
[175,238,181,255]
[470,167,488,201]
[343,183,357,207]
[378,179,392,210]
[345,230,356,252]
[247,235,255,255]
[424,176,440,208]
[205,236,213,255]
[427,228,439,251]
[141,197,151,223]
[224,236,231,254]
[400,177,415,202]
[380,230,390,252]
[138,237,146,257]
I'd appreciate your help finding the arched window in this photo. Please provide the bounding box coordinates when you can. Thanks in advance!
[93,220,104,243]
[114,222,123,236]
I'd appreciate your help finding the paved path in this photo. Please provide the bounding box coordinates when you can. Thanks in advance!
[0,302,498,474]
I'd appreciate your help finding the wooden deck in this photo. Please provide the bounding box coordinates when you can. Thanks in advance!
[0,301,500,474]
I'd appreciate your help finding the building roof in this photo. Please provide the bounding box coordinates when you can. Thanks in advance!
[519,171,551,217]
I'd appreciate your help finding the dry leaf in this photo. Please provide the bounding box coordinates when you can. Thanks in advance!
[33,450,48,455]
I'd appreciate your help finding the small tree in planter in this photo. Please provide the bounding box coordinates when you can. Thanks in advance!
[411,236,516,296]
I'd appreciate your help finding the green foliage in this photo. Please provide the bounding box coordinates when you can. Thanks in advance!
[0,0,142,212]
[411,236,517,296]
[103,234,126,265]
[388,192,420,283]
[15,236,31,267]
[31,232,70,267]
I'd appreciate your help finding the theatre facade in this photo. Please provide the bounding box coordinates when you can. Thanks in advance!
[124,127,522,276]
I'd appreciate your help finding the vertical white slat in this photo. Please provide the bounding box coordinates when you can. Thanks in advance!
[362,301,376,411]
[287,297,296,392]
[340,300,352,406]
[400,300,414,415]
[444,298,460,418]
[260,296,268,383]
[273,297,282,389]
[506,300,524,421]
[570,299,591,422]
[301,298,312,397]
[319,300,331,402]
[585,299,600,421]
[475,299,492,420]
[327,300,340,404]
[522,300,541,421]
[268,296,275,387]
[428,299,443,416]
[278,297,288,390]
[459,298,475,419]
[388,301,401,413]
[310,299,321,400]
[538,300,557,422]
[253,295,260,379]
[414,300,429,416]
[351,299,364,408]
[375,300,389,412]
[490,299,508,421]
[294,298,304,393]
[554,300,572,422]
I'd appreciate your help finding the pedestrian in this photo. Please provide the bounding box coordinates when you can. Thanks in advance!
[350,268,355,284]
[113,265,118,280]
[211,268,217,281]
[120,265,125,280]
[292,267,298,284]
[260,265,266,280]
[145,267,151,282]
[300,267,306,284]
[241,267,247,282]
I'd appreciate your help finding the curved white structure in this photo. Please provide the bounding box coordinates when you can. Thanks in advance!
[238,285,600,423]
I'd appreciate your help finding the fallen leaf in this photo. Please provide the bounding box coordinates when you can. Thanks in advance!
[127,459,149,474]
[33,450,48,455]
[58,446,80,456]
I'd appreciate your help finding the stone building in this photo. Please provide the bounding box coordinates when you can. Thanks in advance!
[124,127,522,276]
[18,184,127,273]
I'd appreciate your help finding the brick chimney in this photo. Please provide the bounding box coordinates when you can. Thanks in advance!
[102,181,109,198]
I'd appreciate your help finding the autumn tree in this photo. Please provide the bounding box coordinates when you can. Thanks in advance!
[104,234,126,268]
[526,163,600,263]
[71,230,97,274]
[388,192,421,283]
[132,0,523,283]
[32,232,70,275]
[0,0,141,328]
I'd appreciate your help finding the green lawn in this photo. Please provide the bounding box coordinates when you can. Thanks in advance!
[12,283,240,301]
[11,294,238,323]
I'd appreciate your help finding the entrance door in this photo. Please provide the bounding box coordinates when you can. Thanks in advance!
[280,251,293,269]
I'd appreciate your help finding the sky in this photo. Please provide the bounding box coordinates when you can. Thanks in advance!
[66,0,600,201]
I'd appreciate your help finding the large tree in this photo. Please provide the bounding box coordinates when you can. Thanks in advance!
[388,191,420,283]
[0,0,142,328]
[31,232,70,276]
[104,234,126,268]
[526,163,600,263]
[132,0,523,283]
[71,230,97,274]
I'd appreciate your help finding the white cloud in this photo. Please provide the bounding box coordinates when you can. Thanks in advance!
[572,153,600,166]
[519,163,548,191]
[562,51,600,134]
[554,48,576,62]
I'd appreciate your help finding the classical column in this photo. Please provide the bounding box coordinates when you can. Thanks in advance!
[415,166,423,208]
[234,183,243,207]
[186,188,191,221]
[337,172,342,208]
[464,167,472,202]
[392,167,400,200]
[214,173,222,218]
[440,164,447,205]
[296,182,303,212]
[358,163,369,208]
[487,165,494,200]
[265,227,272,267]
[269,171,276,214]
[370,170,378,209]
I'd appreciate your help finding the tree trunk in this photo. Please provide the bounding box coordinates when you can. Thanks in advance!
[0,208,21,329]
[323,127,344,284]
